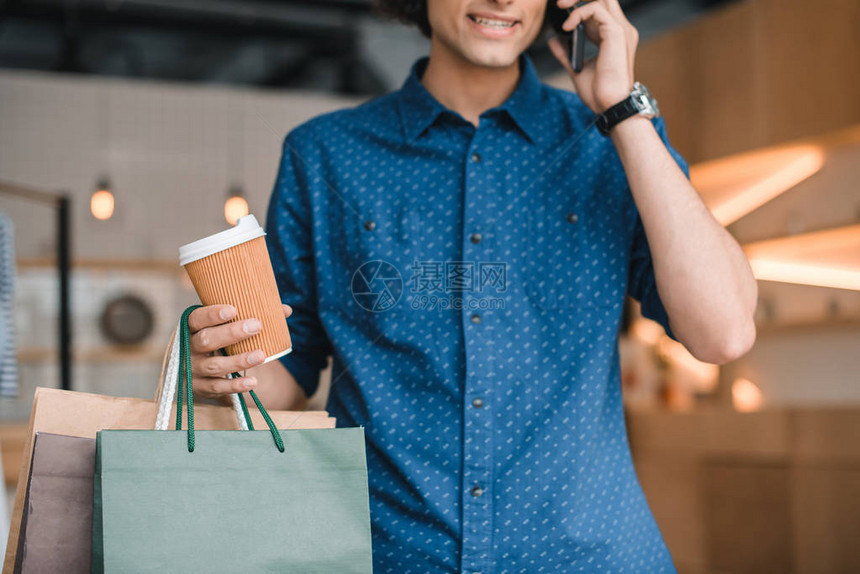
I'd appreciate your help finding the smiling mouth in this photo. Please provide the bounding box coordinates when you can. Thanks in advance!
[467,14,520,29]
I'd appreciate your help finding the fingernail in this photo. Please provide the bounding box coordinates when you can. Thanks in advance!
[248,350,265,365]
[243,319,261,334]
[220,306,237,320]
[243,377,257,389]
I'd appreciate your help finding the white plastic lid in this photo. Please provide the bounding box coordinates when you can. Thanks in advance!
[179,214,265,266]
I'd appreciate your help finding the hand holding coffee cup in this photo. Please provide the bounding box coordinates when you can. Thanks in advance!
[179,215,292,402]
[185,303,292,401]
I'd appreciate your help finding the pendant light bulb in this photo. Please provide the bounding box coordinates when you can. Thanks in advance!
[224,184,249,226]
[91,177,115,220]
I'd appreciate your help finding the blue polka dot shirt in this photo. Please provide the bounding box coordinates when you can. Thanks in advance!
[266,52,689,573]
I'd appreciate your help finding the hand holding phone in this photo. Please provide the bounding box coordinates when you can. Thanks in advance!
[546,0,593,73]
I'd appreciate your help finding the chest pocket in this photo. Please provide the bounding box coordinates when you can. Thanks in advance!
[524,202,621,311]
[330,200,425,292]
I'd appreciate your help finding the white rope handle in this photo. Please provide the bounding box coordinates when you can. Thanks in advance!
[155,316,249,431]
[154,321,181,431]
[228,373,249,428]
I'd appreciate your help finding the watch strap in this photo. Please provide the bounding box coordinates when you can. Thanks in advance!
[595,96,640,137]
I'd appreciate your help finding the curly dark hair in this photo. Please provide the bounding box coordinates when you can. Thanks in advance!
[373,0,433,39]
[373,1,550,41]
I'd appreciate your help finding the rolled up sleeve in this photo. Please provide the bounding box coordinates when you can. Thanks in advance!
[265,129,332,398]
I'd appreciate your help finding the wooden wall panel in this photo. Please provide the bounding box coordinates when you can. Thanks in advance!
[629,409,860,573]
[690,1,764,161]
[703,459,794,574]
[759,0,860,145]
[635,27,700,161]
[792,466,860,573]
[634,455,708,572]
[636,0,860,164]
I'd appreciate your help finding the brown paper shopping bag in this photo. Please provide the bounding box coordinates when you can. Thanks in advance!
[3,323,332,573]
[14,433,96,573]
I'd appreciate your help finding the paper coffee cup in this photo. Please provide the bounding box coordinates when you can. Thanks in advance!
[179,215,291,363]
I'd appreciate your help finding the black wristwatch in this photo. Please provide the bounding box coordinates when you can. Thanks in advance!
[595,82,660,136]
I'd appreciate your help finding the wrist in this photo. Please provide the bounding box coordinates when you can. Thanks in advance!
[595,82,660,137]
[608,114,654,143]
[596,82,636,113]
[597,92,630,114]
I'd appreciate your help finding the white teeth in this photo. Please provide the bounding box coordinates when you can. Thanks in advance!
[472,16,516,28]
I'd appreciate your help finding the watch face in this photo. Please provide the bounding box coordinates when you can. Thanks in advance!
[631,82,659,118]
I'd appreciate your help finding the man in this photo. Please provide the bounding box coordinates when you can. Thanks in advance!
[187,0,758,571]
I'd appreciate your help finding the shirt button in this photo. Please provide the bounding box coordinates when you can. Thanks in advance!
[363,220,376,231]
[472,397,484,408]
[469,233,482,244]
[566,212,579,224]
[470,485,483,497]
[470,313,481,324]
[471,152,481,163]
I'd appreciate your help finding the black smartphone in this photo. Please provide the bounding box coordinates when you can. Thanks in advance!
[546,0,588,73]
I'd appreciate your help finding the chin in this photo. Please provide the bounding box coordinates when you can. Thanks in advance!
[461,44,523,68]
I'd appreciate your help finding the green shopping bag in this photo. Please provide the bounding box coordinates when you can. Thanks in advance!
[91,306,373,573]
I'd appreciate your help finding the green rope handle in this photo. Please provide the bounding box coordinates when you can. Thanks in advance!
[217,347,255,431]
[248,389,285,452]
[175,305,200,433]
[177,305,200,451]
[176,305,285,453]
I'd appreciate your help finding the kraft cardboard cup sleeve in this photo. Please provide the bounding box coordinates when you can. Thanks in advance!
[179,215,291,363]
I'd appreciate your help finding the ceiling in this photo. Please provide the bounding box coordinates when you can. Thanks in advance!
[0,0,736,94]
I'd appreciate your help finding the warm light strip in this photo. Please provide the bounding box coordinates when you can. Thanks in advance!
[690,145,826,226]
[748,259,860,291]
[712,147,824,225]
[742,223,860,264]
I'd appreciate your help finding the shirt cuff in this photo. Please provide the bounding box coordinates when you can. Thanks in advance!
[641,284,680,344]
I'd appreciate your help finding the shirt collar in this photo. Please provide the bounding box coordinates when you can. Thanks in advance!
[396,52,543,145]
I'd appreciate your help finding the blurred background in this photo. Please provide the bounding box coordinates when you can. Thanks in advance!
[0,0,858,572]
